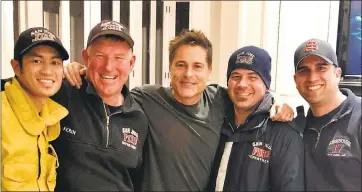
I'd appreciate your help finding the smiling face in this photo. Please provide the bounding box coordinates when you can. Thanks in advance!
[227,68,266,112]
[82,36,135,100]
[294,55,342,107]
[11,45,64,100]
[169,45,211,105]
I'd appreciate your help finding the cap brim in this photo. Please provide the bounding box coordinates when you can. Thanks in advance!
[88,30,134,48]
[19,40,69,61]
[295,53,334,70]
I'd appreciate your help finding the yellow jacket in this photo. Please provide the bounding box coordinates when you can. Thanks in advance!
[1,78,68,191]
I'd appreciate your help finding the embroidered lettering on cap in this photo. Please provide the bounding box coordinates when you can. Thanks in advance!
[31,29,56,42]
[304,40,318,52]
[101,21,124,32]
[235,51,255,65]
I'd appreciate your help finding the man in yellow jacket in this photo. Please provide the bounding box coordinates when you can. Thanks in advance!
[1,27,69,191]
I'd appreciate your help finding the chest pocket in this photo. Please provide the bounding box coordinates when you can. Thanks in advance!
[2,163,38,191]
[43,144,59,191]
[109,125,141,168]
[323,118,361,185]
[326,137,360,175]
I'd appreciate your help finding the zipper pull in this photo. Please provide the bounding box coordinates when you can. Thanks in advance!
[315,132,320,148]
[102,103,110,147]
[228,122,235,133]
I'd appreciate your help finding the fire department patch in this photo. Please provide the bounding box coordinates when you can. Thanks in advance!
[304,40,318,52]
[122,127,139,150]
[327,138,351,157]
[249,141,272,163]
[235,51,255,65]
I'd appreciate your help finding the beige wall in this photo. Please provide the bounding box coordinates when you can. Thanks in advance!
[188,1,339,110]
[2,1,44,78]
[1,0,340,110]
[1,1,14,78]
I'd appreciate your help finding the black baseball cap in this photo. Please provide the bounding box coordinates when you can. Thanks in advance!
[294,38,338,70]
[14,27,69,61]
[87,20,134,48]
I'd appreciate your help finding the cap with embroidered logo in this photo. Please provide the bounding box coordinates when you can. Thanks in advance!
[294,38,338,70]
[14,27,69,61]
[226,46,271,89]
[87,20,134,48]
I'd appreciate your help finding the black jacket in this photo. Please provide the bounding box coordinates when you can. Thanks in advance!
[50,78,149,191]
[208,93,304,191]
[303,88,361,191]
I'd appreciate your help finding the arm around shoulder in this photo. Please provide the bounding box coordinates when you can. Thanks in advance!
[50,79,73,107]
[130,86,149,106]
[130,84,163,106]
[270,125,305,191]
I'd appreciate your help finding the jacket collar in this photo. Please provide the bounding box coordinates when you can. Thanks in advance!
[83,77,138,114]
[4,78,68,141]
[306,88,356,123]
[225,93,273,133]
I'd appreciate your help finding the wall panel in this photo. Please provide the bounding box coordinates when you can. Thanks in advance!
[2,1,14,78]
[129,1,143,89]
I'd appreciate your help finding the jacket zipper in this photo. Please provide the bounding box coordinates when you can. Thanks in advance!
[37,135,41,191]
[226,115,242,133]
[102,103,110,147]
[228,122,235,133]
[309,119,337,148]
[309,128,321,148]
[227,117,253,133]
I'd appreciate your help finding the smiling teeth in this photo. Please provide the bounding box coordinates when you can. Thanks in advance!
[101,75,116,79]
[182,83,193,85]
[308,85,321,90]
[236,92,250,96]
[39,79,53,83]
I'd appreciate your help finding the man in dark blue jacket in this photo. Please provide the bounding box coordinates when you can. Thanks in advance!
[294,38,361,191]
[208,46,304,191]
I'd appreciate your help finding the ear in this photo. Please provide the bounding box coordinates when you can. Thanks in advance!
[293,74,297,83]
[130,54,136,70]
[168,62,173,78]
[335,67,342,78]
[81,49,89,67]
[11,59,21,76]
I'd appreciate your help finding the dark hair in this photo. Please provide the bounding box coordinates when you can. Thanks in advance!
[18,57,24,69]
[169,29,212,67]
[102,34,125,41]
